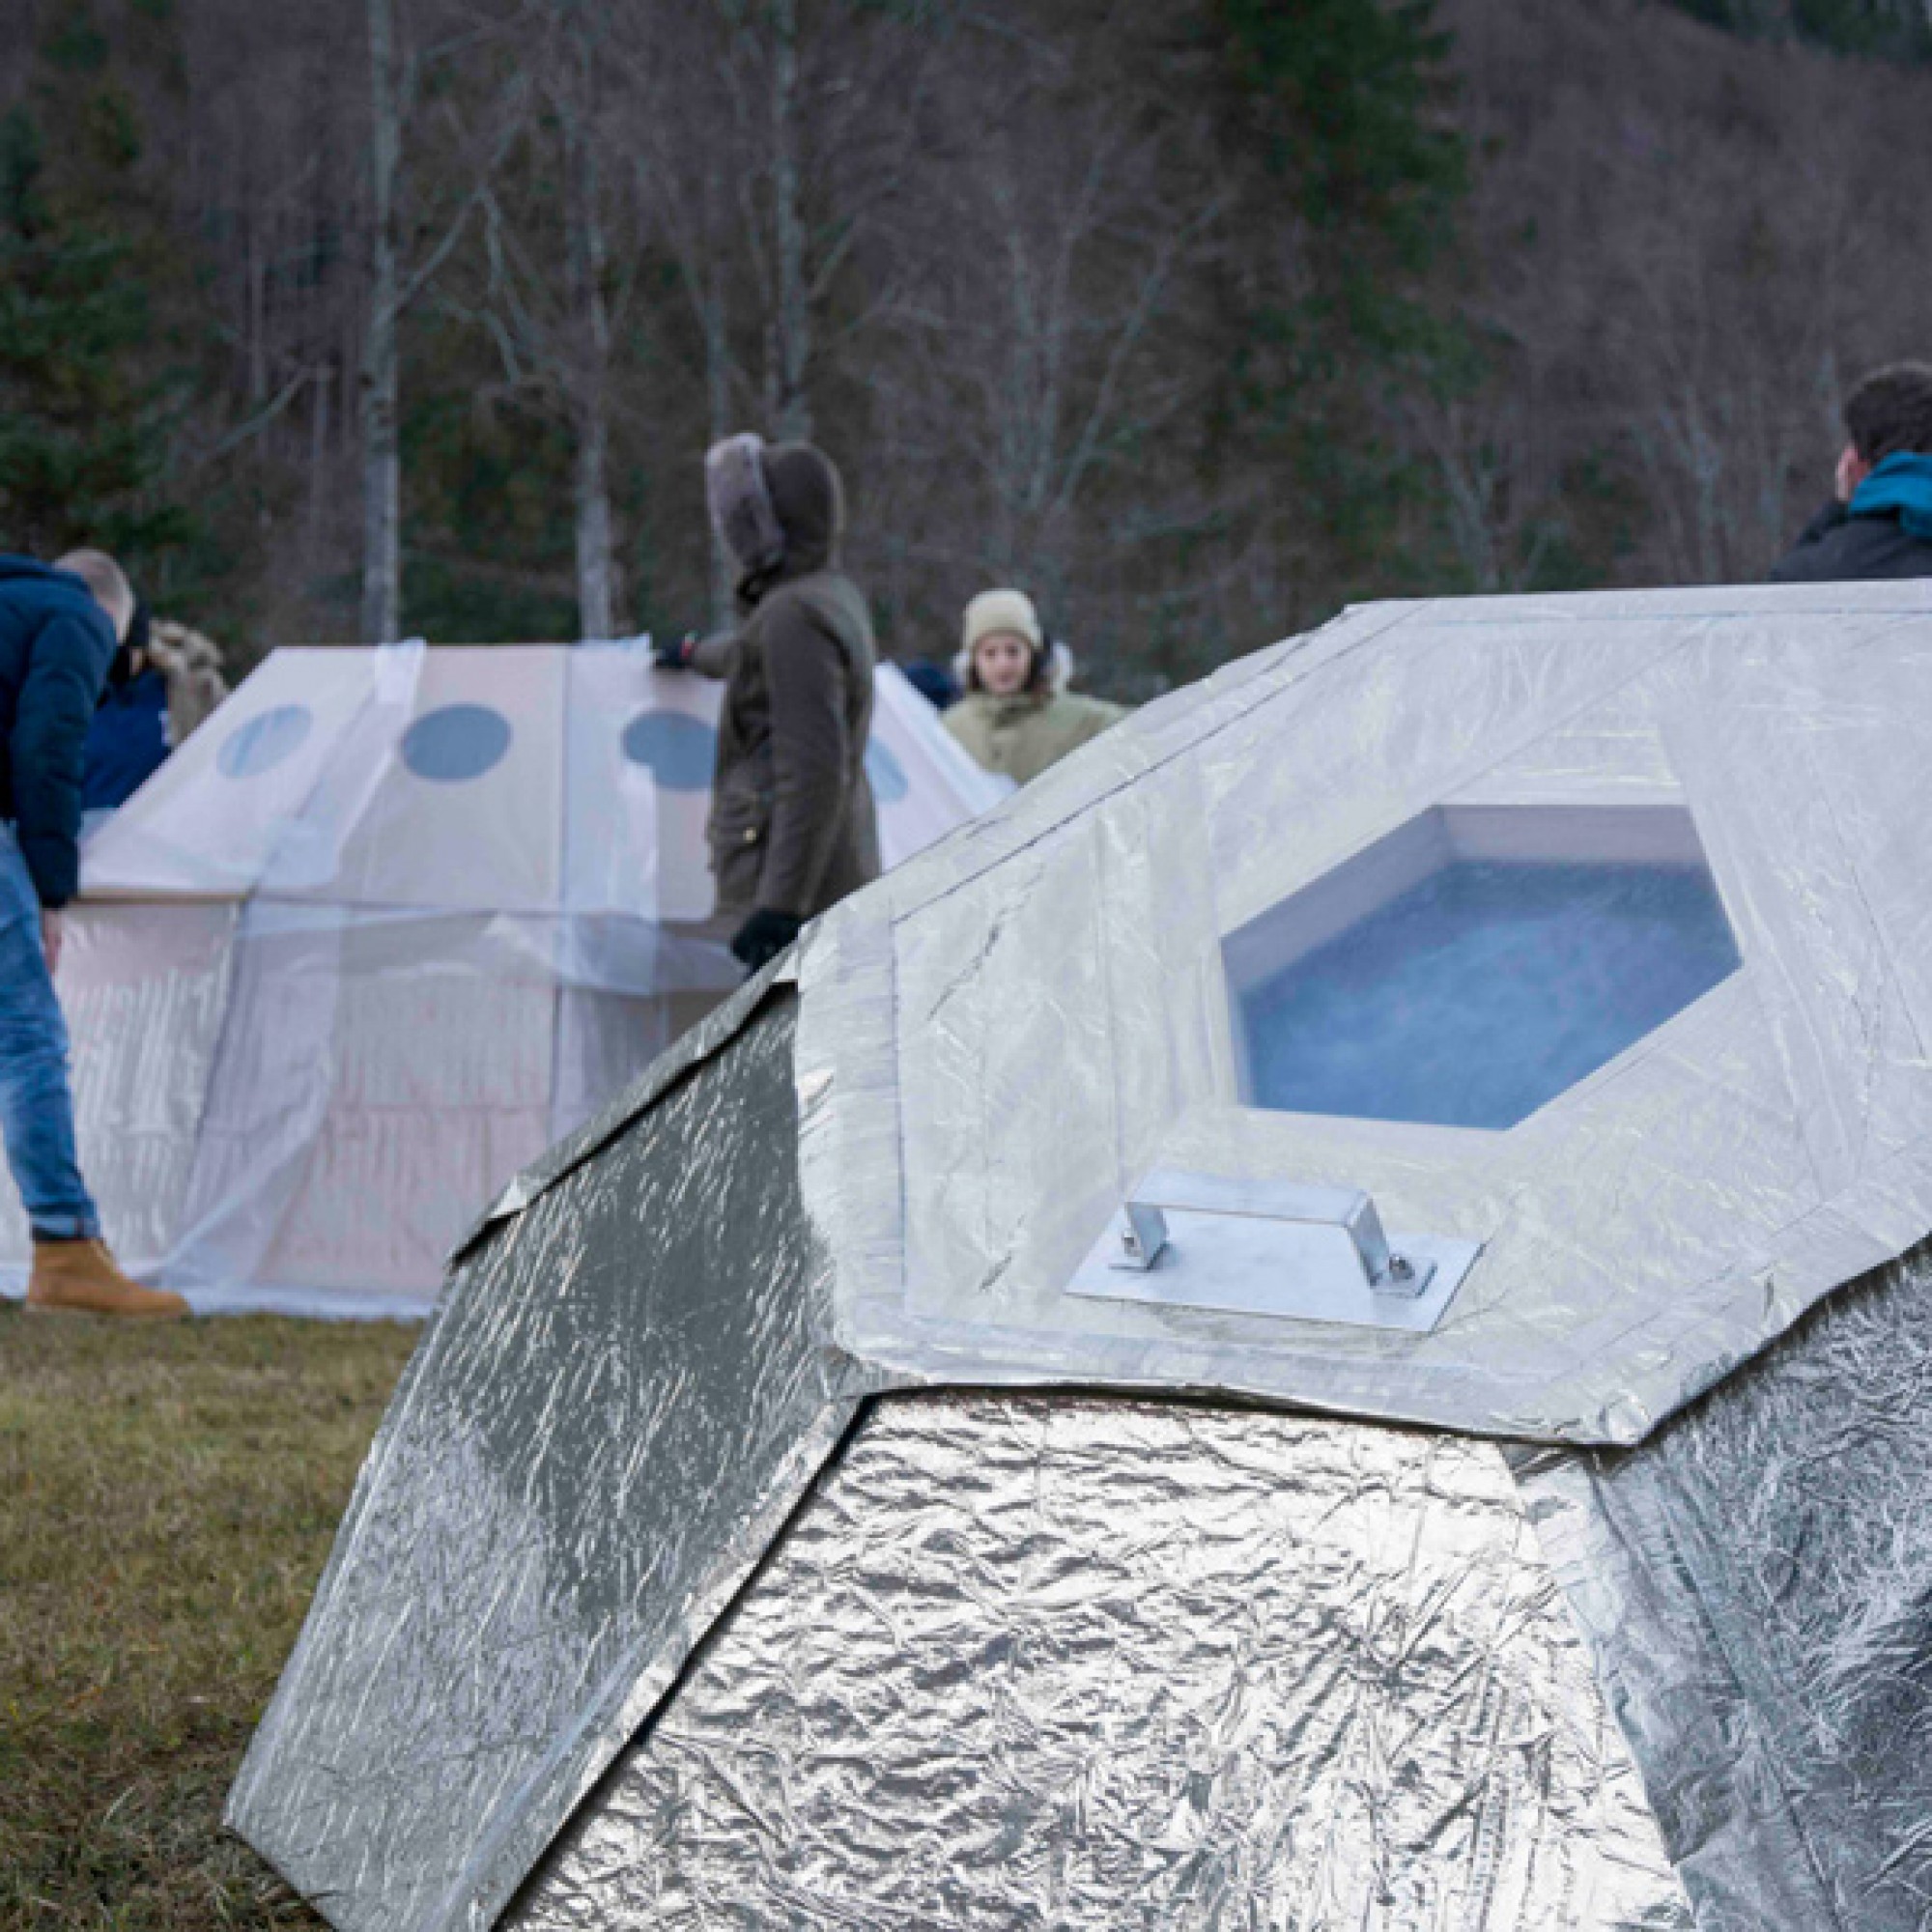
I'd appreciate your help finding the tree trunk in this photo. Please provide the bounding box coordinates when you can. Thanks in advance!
[361,0,403,644]
[306,366,332,573]
[701,280,736,625]
[766,0,811,442]
[565,10,616,640]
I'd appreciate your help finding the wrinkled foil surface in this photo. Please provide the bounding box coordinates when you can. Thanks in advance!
[1516,1245,1932,1932]
[227,991,878,1932]
[799,582,1932,1444]
[231,583,1932,1931]
[509,1391,1689,1931]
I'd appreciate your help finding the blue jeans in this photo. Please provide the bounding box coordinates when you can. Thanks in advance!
[0,827,100,1241]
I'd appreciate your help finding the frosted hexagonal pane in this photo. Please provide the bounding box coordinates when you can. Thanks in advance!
[1226,807,1741,1132]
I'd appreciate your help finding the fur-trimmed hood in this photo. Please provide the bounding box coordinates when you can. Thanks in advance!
[706,435,847,604]
[146,618,224,681]
[146,618,230,746]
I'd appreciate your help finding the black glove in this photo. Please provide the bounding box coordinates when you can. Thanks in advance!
[653,632,698,671]
[730,908,802,972]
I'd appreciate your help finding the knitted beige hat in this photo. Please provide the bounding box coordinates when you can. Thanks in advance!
[961,588,1042,655]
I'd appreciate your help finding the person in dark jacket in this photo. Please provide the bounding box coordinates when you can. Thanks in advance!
[657,435,880,974]
[1771,361,1932,582]
[83,604,230,811]
[0,549,188,1319]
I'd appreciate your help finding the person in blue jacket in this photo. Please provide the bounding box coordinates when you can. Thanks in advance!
[0,548,188,1319]
[82,598,172,813]
[82,603,231,812]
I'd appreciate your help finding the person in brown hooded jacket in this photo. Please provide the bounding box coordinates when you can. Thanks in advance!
[659,435,880,972]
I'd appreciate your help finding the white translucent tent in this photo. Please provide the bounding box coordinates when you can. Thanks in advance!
[0,640,999,1315]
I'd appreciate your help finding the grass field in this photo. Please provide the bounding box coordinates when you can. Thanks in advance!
[0,1305,418,1930]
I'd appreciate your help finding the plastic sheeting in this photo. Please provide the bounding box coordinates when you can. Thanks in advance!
[158,903,735,1301]
[509,1390,1691,1932]
[1,644,993,1310]
[796,581,1932,1444]
[0,900,236,1272]
[1514,1244,1932,1932]
[227,990,886,1932]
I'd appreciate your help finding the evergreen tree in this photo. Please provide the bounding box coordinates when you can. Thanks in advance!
[1664,0,1932,60]
[1204,0,1473,610]
[0,1,203,565]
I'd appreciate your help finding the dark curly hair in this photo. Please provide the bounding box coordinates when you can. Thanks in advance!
[1845,362,1932,465]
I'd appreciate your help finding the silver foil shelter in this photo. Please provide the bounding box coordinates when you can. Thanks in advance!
[230,582,1932,1931]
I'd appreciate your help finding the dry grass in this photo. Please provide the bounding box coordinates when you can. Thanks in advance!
[0,1305,417,1930]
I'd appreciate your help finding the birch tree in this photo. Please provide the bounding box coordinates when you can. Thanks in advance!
[561,3,617,639]
[362,0,403,640]
[882,100,1220,619]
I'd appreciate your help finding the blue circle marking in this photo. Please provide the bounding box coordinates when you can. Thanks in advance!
[866,736,909,804]
[402,703,512,782]
[218,703,313,780]
[621,709,717,793]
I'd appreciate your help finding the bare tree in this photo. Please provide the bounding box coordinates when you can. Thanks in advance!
[879,99,1220,632]
[561,1,618,637]
[359,0,525,641]
[362,0,405,641]
[760,0,811,440]
[611,0,941,620]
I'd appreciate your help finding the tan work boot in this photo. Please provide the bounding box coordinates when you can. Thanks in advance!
[26,1239,189,1320]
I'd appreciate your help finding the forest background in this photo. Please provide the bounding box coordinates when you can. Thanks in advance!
[2,0,1929,696]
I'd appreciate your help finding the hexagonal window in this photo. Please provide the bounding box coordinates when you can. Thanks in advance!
[1224,805,1741,1132]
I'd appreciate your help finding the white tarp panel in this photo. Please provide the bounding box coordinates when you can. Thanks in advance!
[290,645,562,913]
[563,642,717,922]
[81,647,1002,915]
[82,647,384,898]
[166,909,561,1298]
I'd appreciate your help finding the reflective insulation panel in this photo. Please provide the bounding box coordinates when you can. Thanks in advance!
[509,1392,1690,1932]
[227,991,878,1932]
[1515,1245,1932,1932]
[235,582,1932,1932]
[802,582,1932,1444]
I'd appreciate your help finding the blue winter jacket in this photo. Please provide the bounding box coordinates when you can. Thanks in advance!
[1850,451,1932,540]
[83,668,171,811]
[0,556,118,906]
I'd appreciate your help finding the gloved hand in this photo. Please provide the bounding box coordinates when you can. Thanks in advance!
[653,632,698,671]
[730,908,803,972]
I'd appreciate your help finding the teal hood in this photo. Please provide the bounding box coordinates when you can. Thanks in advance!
[1850,451,1932,540]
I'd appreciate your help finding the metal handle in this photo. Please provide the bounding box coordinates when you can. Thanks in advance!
[1105,1170,1430,1298]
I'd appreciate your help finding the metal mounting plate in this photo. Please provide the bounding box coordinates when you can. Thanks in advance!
[1065,1169,1482,1334]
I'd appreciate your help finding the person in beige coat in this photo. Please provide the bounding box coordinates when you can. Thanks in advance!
[658,435,880,973]
[943,588,1126,786]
